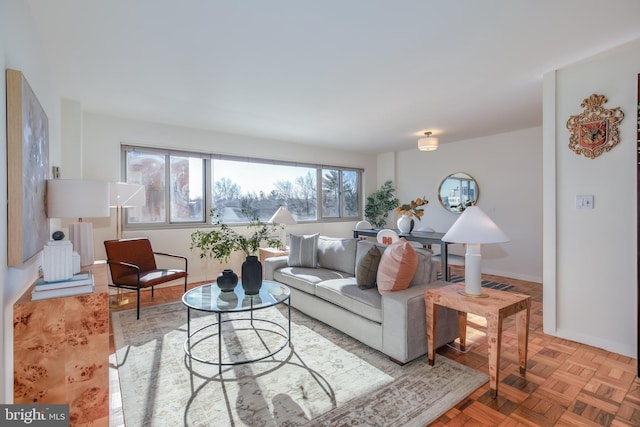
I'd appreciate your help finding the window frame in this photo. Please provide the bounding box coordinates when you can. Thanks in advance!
[121,144,363,230]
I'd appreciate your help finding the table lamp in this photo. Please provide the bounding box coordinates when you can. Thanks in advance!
[268,206,296,248]
[47,179,110,266]
[109,182,146,239]
[442,206,509,297]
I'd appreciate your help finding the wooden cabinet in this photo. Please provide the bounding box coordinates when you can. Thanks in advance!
[13,263,109,426]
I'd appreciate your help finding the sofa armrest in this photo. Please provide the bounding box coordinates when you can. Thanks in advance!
[381,280,458,364]
[263,255,289,280]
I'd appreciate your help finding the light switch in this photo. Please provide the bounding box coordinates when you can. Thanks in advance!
[575,195,594,209]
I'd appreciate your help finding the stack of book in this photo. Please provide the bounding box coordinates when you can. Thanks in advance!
[31,271,95,301]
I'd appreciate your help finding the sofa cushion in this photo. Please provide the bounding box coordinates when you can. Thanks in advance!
[273,266,352,295]
[317,236,358,275]
[377,239,418,293]
[356,245,382,289]
[288,233,319,268]
[316,278,382,323]
[410,247,434,286]
[355,240,388,262]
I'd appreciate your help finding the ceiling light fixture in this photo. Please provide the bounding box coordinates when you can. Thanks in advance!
[417,131,438,151]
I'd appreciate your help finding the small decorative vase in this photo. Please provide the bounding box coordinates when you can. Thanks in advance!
[241,255,263,295]
[216,269,238,292]
[397,215,415,234]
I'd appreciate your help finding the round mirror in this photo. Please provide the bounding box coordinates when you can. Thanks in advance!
[438,172,479,213]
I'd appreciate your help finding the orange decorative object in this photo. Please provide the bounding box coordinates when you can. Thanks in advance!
[567,94,624,159]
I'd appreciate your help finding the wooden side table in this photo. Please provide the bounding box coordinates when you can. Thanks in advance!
[259,246,289,265]
[424,283,531,398]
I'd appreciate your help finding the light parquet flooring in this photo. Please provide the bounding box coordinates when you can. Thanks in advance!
[108,270,640,426]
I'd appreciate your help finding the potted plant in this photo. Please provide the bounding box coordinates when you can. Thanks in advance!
[364,180,400,228]
[190,208,283,294]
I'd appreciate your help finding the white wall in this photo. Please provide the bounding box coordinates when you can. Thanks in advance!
[0,0,61,402]
[544,39,639,358]
[74,112,378,283]
[382,127,543,282]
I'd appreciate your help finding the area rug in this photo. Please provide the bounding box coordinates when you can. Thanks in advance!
[112,302,488,426]
[438,273,514,291]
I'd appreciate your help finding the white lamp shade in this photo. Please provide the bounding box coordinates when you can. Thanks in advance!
[418,136,438,151]
[442,206,509,244]
[109,182,146,207]
[268,206,296,225]
[47,179,110,219]
[47,179,109,266]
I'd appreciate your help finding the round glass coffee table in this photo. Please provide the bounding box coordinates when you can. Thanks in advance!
[182,280,291,374]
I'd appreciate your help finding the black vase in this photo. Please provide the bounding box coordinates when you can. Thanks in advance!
[217,269,238,292]
[241,256,263,295]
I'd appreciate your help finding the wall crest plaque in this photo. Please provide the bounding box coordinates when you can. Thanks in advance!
[566,94,624,159]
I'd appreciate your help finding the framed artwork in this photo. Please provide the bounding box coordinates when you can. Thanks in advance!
[566,94,624,159]
[6,69,50,266]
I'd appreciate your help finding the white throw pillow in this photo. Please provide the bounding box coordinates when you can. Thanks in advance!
[288,233,320,268]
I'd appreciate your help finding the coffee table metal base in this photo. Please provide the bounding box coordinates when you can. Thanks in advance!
[184,304,291,375]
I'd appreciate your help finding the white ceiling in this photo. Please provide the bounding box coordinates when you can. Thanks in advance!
[26,0,640,154]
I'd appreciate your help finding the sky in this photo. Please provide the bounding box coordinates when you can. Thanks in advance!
[213,159,314,195]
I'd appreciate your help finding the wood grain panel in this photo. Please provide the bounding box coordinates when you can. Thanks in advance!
[6,69,24,266]
[14,263,109,426]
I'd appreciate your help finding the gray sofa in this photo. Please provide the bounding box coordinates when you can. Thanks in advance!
[264,236,459,364]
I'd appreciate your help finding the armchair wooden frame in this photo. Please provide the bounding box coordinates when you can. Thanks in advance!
[105,238,188,319]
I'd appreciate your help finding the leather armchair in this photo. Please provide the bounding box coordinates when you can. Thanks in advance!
[104,238,188,319]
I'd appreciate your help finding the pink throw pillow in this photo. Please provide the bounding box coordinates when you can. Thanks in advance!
[376,239,418,293]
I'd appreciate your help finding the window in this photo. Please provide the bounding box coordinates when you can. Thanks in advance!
[212,158,319,223]
[321,168,359,218]
[124,147,205,225]
[170,155,204,222]
[122,145,362,227]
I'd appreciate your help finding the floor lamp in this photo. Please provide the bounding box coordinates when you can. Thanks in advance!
[108,182,146,306]
[109,182,146,240]
[47,179,110,267]
[442,206,509,297]
[268,206,297,248]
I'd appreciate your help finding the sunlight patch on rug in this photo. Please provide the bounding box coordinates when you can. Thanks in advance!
[112,302,487,426]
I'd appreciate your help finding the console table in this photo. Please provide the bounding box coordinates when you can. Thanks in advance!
[353,228,452,281]
[13,262,109,426]
[424,283,531,398]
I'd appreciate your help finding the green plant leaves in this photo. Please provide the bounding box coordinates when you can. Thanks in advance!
[190,208,283,262]
[364,180,399,228]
